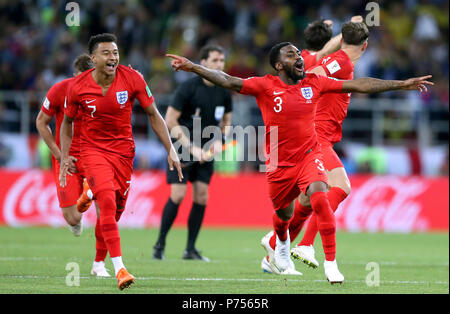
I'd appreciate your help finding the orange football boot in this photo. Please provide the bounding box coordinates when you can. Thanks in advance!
[77,179,93,213]
[116,268,135,290]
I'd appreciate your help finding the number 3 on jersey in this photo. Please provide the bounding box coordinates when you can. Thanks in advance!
[315,158,325,171]
[273,96,282,113]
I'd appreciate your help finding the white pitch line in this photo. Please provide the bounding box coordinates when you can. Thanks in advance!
[0,257,448,267]
[1,275,448,286]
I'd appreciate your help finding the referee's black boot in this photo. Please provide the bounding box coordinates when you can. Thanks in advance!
[153,243,165,260]
[183,248,210,262]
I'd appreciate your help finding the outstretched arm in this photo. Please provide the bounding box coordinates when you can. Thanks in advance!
[341,75,433,94]
[166,54,243,92]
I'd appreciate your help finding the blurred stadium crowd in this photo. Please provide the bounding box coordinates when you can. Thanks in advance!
[0,0,448,175]
[0,0,448,101]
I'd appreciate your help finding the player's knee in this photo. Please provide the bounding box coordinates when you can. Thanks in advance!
[170,193,185,205]
[276,208,293,221]
[193,191,208,205]
[96,190,116,215]
[170,185,186,204]
[299,194,311,207]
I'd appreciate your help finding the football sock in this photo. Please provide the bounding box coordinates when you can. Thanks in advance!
[97,189,122,258]
[299,187,348,247]
[310,191,336,261]
[95,218,108,262]
[272,213,291,244]
[111,256,125,276]
[289,201,313,242]
[155,198,180,248]
[186,202,206,251]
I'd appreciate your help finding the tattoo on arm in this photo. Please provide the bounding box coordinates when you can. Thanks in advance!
[192,64,243,92]
[342,78,404,93]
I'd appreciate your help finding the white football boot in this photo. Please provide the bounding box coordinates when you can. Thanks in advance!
[68,221,83,237]
[260,231,301,275]
[261,256,274,273]
[324,259,344,284]
[273,232,292,273]
[91,261,111,277]
[291,245,319,269]
[261,256,302,275]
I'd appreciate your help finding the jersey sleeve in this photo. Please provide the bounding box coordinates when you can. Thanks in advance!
[239,76,265,96]
[41,85,60,117]
[315,74,344,94]
[170,80,192,112]
[320,56,353,79]
[64,83,79,119]
[132,70,155,109]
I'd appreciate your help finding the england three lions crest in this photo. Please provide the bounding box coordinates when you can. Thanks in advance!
[301,87,313,100]
[116,91,128,107]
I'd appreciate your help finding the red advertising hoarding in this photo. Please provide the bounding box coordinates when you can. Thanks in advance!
[0,169,448,232]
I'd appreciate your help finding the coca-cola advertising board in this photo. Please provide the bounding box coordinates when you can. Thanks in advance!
[0,170,448,232]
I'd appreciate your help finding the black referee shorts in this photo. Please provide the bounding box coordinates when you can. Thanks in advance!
[166,160,214,185]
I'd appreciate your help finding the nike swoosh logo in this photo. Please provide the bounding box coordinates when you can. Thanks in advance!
[85,99,96,104]
[273,91,284,95]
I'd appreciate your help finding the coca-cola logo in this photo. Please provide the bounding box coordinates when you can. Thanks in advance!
[2,171,163,227]
[336,176,430,232]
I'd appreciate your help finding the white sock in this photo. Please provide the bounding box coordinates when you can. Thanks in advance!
[111,256,125,276]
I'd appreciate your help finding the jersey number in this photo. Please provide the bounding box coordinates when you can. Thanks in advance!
[315,159,325,172]
[273,97,282,113]
[88,105,96,117]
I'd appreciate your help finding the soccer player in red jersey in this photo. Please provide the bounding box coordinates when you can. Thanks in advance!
[36,54,92,237]
[301,16,364,70]
[37,54,111,277]
[290,21,371,269]
[59,33,183,290]
[166,44,432,283]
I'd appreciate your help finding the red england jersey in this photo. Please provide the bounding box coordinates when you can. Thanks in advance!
[301,50,319,71]
[65,65,154,158]
[239,73,343,166]
[41,77,82,160]
[314,49,354,145]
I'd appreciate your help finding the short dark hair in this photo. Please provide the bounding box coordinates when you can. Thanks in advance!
[88,33,118,54]
[269,42,292,70]
[73,54,94,73]
[303,20,333,51]
[199,45,225,61]
[342,22,369,45]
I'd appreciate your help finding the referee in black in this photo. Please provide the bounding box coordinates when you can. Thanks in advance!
[153,45,232,261]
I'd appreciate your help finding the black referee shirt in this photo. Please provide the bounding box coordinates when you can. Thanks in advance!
[170,76,232,146]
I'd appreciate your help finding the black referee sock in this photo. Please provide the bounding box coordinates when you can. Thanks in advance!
[155,198,180,249]
[186,202,206,251]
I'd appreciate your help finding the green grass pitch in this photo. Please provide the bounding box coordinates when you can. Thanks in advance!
[0,226,448,294]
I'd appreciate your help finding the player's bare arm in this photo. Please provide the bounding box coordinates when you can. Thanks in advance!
[36,111,78,174]
[144,103,183,182]
[306,65,327,77]
[59,114,76,187]
[36,111,62,161]
[316,16,364,61]
[166,54,243,92]
[341,75,434,94]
